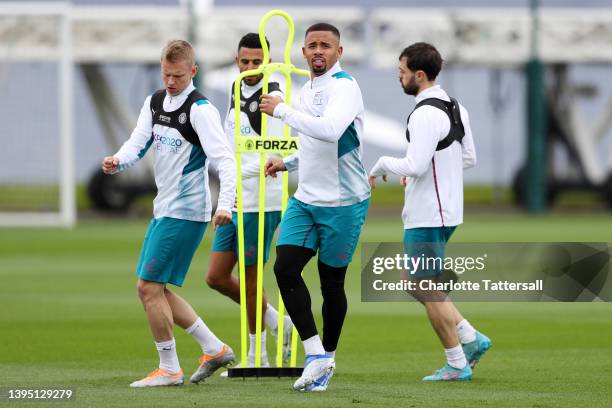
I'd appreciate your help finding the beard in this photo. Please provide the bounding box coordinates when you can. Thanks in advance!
[402,77,419,96]
[310,57,327,76]
[312,65,327,75]
[244,74,263,86]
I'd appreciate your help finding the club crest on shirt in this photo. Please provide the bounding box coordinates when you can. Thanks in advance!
[178,112,187,124]
[249,101,259,113]
[313,92,323,106]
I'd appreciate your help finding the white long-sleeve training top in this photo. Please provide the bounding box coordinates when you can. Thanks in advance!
[273,61,370,207]
[370,85,477,229]
[225,79,284,212]
[114,82,236,222]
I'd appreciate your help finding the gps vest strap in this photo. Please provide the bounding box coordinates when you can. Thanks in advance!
[405,97,465,151]
[150,89,208,147]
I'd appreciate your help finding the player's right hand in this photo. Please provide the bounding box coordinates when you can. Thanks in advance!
[265,157,286,178]
[400,176,407,186]
[212,209,232,231]
[102,156,119,175]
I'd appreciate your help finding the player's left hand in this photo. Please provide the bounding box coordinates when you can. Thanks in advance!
[212,209,232,230]
[259,94,284,116]
[368,174,387,189]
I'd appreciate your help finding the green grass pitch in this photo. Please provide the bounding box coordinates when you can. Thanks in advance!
[1,212,612,407]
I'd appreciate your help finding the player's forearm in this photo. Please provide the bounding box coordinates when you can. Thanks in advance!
[241,154,282,179]
[461,136,477,169]
[273,104,347,143]
[206,143,237,211]
[462,152,477,169]
[459,106,477,169]
[216,156,237,212]
[114,156,137,173]
[114,133,152,172]
[371,155,427,178]
[283,152,299,172]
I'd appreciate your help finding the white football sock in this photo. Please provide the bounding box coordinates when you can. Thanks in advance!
[445,345,468,369]
[265,303,279,332]
[248,330,267,358]
[185,317,224,355]
[303,335,325,356]
[155,338,180,374]
[456,319,477,344]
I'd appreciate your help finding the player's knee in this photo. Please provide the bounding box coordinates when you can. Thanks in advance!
[320,281,346,300]
[136,280,147,301]
[318,261,347,295]
[273,258,299,289]
[205,272,227,291]
[405,286,425,303]
[273,262,291,289]
[406,285,447,304]
[320,277,345,293]
[275,245,314,289]
[136,280,162,304]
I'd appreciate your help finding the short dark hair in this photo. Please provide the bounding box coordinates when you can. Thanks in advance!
[305,22,340,39]
[399,42,443,81]
[237,32,270,51]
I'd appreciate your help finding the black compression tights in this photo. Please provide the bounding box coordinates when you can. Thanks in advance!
[318,259,348,352]
[274,245,348,352]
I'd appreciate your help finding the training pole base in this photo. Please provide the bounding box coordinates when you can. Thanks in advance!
[227,367,304,378]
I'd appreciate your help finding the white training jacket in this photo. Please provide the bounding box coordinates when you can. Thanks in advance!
[225,80,284,212]
[273,61,370,207]
[114,82,236,222]
[369,85,477,229]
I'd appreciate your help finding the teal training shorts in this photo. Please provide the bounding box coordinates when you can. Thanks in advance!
[136,217,207,287]
[403,226,456,278]
[276,197,369,267]
[212,211,282,266]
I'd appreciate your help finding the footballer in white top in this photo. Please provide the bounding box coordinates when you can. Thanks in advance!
[370,84,476,229]
[113,81,236,222]
[273,60,370,207]
[206,33,293,369]
[369,42,490,384]
[259,23,370,393]
[102,40,236,388]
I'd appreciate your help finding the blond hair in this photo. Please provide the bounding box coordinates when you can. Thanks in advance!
[161,39,196,66]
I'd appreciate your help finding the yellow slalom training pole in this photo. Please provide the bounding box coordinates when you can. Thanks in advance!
[234,9,309,371]
[258,10,310,370]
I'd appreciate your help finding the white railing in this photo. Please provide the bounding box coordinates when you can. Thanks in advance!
[1,5,612,65]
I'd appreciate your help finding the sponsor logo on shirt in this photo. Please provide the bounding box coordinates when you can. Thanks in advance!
[313,91,323,106]
[159,114,171,123]
[227,120,252,135]
[153,132,183,154]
